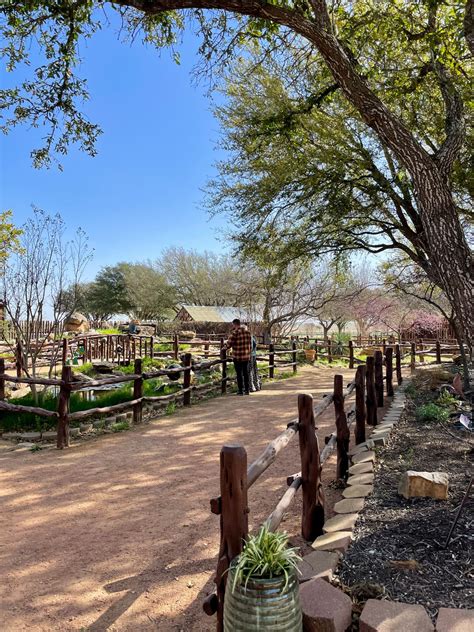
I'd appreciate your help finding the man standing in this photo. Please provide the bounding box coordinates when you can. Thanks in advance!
[225,318,252,395]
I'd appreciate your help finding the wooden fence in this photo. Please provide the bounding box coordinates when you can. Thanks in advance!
[0,340,300,448]
[203,348,396,630]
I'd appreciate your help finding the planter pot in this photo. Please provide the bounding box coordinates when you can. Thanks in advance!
[224,564,302,631]
[304,349,316,362]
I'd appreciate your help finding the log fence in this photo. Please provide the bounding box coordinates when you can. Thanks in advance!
[204,347,396,631]
[0,340,303,447]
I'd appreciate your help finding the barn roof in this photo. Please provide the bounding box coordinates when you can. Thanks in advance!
[176,305,254,323]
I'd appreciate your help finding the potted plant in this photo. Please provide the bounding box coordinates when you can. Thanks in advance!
[224,525,303,631]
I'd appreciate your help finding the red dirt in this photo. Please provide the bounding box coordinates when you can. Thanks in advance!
[0,366,370,631]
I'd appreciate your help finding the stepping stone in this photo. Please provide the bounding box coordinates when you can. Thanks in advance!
[360,599,434,631]
[312,531,352,553]
[370,433,389,445]
[343,484,373,498]
[41,431,57,440]
[348,443,369,456]
[70,427,80,437]
[333,498,365,514]
[2,432,22,439]
[323,513,359,533]
[105,416,116,427]
[300,578,352,632]
[296,550,341,582]
[349,462,373,475]
[347,473,374,486]
[351,450,375,464]
[80,423,93,433]
[20,432,41,440]
[436,607,474,632]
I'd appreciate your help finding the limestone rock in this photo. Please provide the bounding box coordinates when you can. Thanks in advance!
[323,513,359,533]
[398,471,448,500]
[312,531,352,553]
[343,484,373,499]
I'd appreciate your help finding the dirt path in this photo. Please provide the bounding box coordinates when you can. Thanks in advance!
[0,366,365,632]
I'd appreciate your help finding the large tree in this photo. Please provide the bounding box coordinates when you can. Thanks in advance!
[1,0,473,349]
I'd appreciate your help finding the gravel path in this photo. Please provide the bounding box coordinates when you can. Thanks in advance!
[0,366,358,632]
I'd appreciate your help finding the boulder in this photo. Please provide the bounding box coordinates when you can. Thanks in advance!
[398,471,448,500]
[64,312,89,333]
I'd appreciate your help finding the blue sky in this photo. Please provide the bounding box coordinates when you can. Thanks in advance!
[0,18,229,281]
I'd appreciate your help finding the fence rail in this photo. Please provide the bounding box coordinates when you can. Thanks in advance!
[0,339,301,447]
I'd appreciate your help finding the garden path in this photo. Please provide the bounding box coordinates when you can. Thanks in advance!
[1,365,367,632]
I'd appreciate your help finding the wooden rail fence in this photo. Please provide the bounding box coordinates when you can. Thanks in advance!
[0,340,300,447]
[203,348,398,630]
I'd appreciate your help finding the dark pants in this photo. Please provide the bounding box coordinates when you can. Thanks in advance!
[234,359,250,394]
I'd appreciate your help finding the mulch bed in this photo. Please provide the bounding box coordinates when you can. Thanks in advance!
[336,371,474,621]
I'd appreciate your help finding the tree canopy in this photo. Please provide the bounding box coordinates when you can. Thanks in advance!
[1,0,472,348]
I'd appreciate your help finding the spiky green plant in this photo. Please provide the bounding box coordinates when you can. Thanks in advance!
[231,525,301,593]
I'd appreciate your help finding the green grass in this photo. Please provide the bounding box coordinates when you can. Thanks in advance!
[97,328,121,335]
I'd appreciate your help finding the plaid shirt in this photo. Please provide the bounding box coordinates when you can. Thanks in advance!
[226,327,252,361]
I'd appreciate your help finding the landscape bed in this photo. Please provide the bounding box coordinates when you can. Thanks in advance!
[336,366,474,621]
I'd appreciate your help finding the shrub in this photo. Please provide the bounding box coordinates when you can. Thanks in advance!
[436,391,458,407]
[110,421,129,432]
[416,403,449,423]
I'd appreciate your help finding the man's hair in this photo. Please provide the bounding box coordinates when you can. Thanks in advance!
[232,318,241,325]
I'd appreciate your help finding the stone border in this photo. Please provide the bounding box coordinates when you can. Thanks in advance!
[296,383,474,631]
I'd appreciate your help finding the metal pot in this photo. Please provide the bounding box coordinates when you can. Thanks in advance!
[224,563,302,631]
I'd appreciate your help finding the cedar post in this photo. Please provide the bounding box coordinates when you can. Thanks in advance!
[314,339,318,361]
[220,343,227,395]
[269,343,275,379]
[366,357,378,426]
[374,350,384,407]
[292,340,297,374]
[410,342,416,373]
[382,338,387,353]
[173,333,179,360]
[395,344,403,385]
[57,365,72,449]
[0,359,5,401]
[183,352,192,406]
[139,336,143,358]
[327,339,333,363]
[298,393,325,540]
[385,348,394,396]
[61,338,68,365]
[349,340,354,369]
[334,374,350,480]
[355,365,366,444]
[418,338,424,363]
[214,445,248,632]
[436,340,441,364]
[150,336,154,360]
[16,340,23,378]
[133,358,143,424]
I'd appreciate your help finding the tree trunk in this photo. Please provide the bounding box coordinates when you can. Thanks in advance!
[414,173,473,355]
